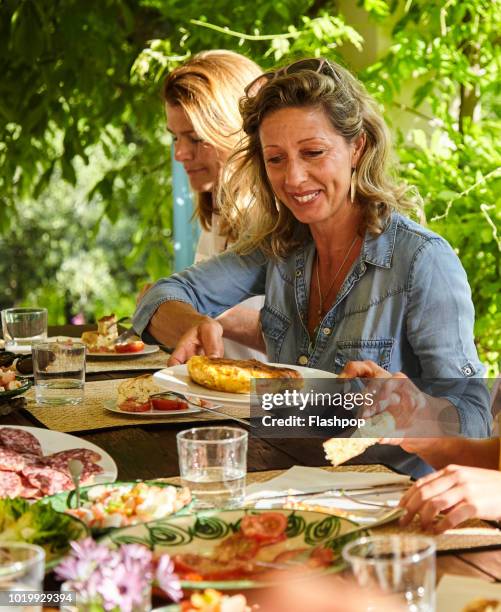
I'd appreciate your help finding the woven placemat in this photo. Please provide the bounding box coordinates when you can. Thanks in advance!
[165,465,501,553]
[23,379,249,433]
[85,350,170,373]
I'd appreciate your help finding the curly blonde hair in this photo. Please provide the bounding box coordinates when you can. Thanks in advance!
[163,50,261,236]
[219,59,421,257]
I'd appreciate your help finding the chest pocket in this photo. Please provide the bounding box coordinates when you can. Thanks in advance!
[333,339,394,374]
[260,305,291,362]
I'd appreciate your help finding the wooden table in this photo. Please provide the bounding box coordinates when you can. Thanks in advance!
[2,325,501,588]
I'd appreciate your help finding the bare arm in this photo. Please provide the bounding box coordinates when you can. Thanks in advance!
[146,301,224,365]
[216,305,266,353]
[402,437,500,470]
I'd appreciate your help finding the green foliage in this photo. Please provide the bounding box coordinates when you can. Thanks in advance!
[0,0,499,372]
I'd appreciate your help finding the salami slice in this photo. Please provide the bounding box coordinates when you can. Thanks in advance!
[0,448,26,472]
[19,475,41,499]
[44,448,101,467]
[22,465,73,496]
[0,427,43,456]
[80,462,104,484]
[0,470,22,498]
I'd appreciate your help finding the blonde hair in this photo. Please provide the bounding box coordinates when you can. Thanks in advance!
[220,59,421,257]
[163,50,262,235]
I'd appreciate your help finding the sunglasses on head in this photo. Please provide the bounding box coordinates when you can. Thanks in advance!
[244,58,340,98]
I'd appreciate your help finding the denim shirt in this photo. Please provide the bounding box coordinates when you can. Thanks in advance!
[133,213,490,478]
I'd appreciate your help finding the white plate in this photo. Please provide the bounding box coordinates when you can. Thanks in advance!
[0,425,117,484]
[86,344,160,360]
[153,363,337,406]
[104,399,201,417]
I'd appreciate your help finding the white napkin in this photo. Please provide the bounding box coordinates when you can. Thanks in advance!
[246,465,410,499]
[436,575,501,611]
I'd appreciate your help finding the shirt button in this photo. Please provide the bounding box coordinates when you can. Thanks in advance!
[295,270,302,277]
[322,327,331,335]
[298,355,308,365]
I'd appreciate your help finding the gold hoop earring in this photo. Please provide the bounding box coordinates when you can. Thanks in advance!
[350,168,357,203]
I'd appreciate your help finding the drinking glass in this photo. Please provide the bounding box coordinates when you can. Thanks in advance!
[32,340,86,405]
[343,535,436,612]
[177,426,248,509]
[1,308,47,353]
[0,543,45,612]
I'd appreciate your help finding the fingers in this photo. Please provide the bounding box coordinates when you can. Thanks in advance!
[399,465,463,527]
[433,502,476,533]
[198,321,224,358]
[339,360,390,379]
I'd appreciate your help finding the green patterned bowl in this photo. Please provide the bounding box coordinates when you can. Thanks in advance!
[105,508,368,590]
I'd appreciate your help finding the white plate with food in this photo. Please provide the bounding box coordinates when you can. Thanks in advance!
[154,359,337,405]
[86,344,161,360]
[104,398,201,417]
[0,425,117,499]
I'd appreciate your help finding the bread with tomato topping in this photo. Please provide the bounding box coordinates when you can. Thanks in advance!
[117,374,161,412]
[187,356,303,394]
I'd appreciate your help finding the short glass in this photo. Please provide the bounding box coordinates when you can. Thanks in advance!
[32,340,86,405]
[177,426,248,509]
[1,307,47,353]
[0,543,45,612]
[343,535,436,612]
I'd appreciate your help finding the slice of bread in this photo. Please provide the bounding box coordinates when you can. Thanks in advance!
[117,375,161,411]
[323,412,396,466]
[97,314,118,338]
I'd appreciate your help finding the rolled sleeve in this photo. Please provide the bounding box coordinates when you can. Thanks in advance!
[132,249,267,337]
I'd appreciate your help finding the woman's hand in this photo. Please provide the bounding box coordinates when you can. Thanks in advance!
[399,465,501,532]
[168,319,224,365]
[339,360,455,440]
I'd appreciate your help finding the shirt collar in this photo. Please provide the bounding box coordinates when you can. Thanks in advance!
[361,212,398,269]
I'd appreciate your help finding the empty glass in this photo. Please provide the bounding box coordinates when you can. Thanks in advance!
[343,535,436,611]
[33,340,86,405]
[1,308,47,353]
[0,543,45,612]
[177,426,248,509]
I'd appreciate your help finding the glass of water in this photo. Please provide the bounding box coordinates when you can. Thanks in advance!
[32,340,86,405]
[177,426,248,509]
[0,543,45,612]
[343,535,436,612]
[1,308,47,353]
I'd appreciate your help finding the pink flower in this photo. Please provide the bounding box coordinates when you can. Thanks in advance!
[156,554,182,603]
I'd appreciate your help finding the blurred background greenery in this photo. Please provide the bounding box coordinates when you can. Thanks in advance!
[0,0,499,373]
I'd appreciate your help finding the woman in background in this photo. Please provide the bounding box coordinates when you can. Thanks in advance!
[145,50,265,359]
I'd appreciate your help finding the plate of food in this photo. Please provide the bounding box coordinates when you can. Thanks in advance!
[153,356,337,406]
[0,367,32,398]
[110,374,201,415]
[45,480,192,534]
[0,497,88,569]
[80,313,160,359]
[0,426,117,499]
[106,508,366,590]
[86,343,160,360]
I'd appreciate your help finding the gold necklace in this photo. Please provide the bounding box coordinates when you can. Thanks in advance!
[315,234,359,318]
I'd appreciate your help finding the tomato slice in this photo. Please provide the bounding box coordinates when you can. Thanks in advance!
[240,512,288,543]
[119,399,151,412]
[151,394,188,411]
[115,341,145,353]
[173,553,251,580]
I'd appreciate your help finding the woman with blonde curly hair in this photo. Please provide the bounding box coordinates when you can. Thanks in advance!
[134,58,489,477]
[154,49,265,359]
